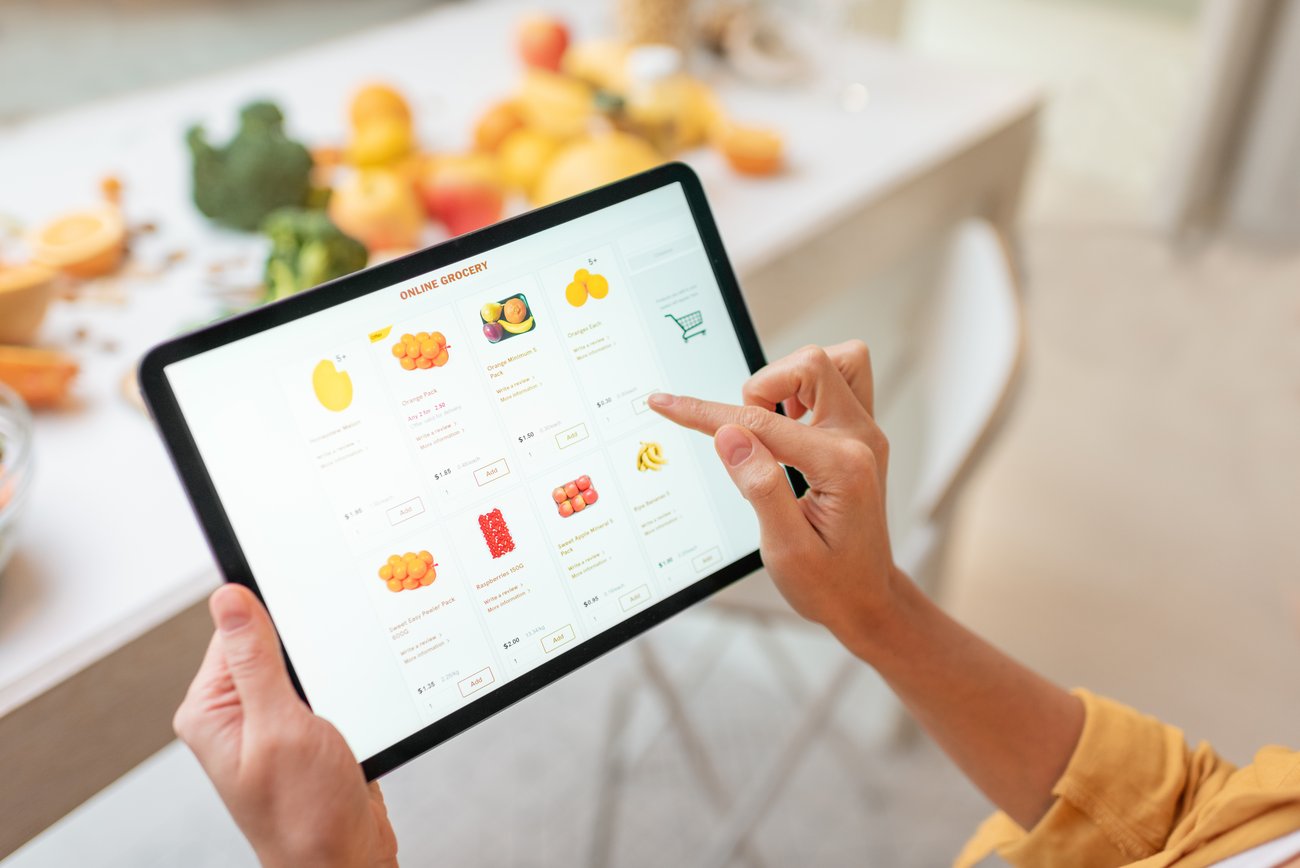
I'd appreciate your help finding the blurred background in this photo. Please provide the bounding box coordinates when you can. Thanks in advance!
[1,0,1298,865]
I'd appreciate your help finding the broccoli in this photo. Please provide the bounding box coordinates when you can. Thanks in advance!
[261,208,368,302]
[187,101,314,231]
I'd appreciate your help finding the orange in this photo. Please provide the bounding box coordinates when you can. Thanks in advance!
[393,562,407,580]
[30,205,127,278]
[402,577,419,590]
[415,333,428,343]
[431,349,450,367]
[419,574,434,586]
[587,273,609,299]
[390,343,406,358]
[350,83,412,128]
[474,100,527,152]
[575,268,589,282]
[565,281,587,307]
[418,550,434,564]
[416,357,433,369]
[400,356,416,370]
[429,331,446,347]
[408,559,427,579]
[420,340,439,358]
[388,555,401,566]
[426,565,437,582]
[386,579,403,592]
[379,565,393,580]
[400,333,415,343]
[716,124,784,176]
[503,297,527,324]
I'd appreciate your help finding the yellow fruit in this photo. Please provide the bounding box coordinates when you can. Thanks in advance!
[328,168,424,251]
[350,83,411,128]
[533,131,662,206]
[348,115,415,167]
[586,273,609,299]
[517,69,594,139]
[311,359,353,412]
[0,262,56,344]
[29,206,126,278]
[562,39,632,92]
[500,315,534,335]
[480,301,504,323]
[474,100,527,152]
[497,128,563,196]
[716,123,784,176]
[565,281,587,307]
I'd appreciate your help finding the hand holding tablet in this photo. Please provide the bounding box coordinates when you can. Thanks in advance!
[143,164,794,777]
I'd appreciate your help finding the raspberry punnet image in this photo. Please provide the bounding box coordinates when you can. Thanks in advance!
[478,508,515,558]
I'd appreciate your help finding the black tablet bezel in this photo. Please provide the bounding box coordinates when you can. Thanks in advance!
[140,162,806,780]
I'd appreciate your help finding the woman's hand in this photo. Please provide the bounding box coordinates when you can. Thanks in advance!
[175,584,399,868]
[652,341,1084,830]
[649,341,900,652]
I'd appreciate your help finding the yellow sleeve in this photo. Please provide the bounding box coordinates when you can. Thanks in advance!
[955,690,1238,868]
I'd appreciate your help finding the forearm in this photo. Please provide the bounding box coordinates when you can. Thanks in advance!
[840,569,1084,830]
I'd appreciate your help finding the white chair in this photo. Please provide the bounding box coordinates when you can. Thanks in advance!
[587,219,1026,868]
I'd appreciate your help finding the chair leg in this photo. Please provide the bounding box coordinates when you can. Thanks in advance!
[637,641,770,868]
[693,654,861,868]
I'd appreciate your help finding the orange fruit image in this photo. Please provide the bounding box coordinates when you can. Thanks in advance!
[377,550,438,592]
[391,329,449,371]
[503,297,528,324]
[564,267,609,306]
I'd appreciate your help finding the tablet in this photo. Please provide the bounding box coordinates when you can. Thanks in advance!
[141,162,791,779]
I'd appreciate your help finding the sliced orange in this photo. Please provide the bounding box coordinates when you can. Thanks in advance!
[30,206,126,278]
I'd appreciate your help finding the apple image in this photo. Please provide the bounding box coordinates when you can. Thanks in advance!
[575,475,591,490]
[483,322,504,343]
[517,16,569,71]
[552,487,568,504]
[564,482,580,499]
[570,494,587,512]
[581,487,597,504]
[558,500,575,518]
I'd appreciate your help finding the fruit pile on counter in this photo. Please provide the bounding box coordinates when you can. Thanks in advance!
[0,10,784,414]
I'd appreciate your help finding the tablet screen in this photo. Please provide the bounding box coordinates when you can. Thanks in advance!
[162,180,761,762]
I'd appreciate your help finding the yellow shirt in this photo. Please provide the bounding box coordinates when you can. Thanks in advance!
[956,690,1300,867]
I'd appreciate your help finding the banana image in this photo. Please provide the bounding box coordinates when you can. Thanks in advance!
[637,441,667,472]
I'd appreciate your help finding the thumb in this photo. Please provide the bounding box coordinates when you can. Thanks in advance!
[210,584,297,717]
[713,424,809,548]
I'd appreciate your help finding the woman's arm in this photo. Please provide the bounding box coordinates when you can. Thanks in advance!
[650,342,1082,830]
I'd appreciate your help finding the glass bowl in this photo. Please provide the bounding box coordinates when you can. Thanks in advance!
[0,380,33,576]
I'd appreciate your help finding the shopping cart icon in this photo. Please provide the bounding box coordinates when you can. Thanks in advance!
[664,311,706,343]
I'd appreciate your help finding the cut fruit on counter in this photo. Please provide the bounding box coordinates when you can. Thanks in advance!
[0,346,79,408]
[29,206,126,279]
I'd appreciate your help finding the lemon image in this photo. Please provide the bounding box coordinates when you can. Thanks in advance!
[587,273,609,299]
[312,359,353,412]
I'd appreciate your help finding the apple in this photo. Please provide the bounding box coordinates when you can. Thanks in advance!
[570,494,587,512]
[558,501,575,518]
[582,488,597,504]
[483,322,504,342]
[416,155,505,237]
[552,487,568,504]
[564,482,580,499]
[328,168,423,251]
[575,475,591,490]
[517,16,569,71]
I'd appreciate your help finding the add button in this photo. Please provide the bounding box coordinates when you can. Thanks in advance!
[619,584,651,612]
[457,667,495,698]
[473,459,510,486]
[387,497,425,526]
[555,423,589,449]
[541,624,576,654]
[692,547,722,572]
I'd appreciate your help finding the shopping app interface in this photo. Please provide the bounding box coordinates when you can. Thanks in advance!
[166,183,760,760]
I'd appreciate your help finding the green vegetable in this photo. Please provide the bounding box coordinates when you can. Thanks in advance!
[187,101,314,231]
[261,208,367,302]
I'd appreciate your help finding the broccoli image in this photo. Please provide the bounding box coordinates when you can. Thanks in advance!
[187,101,314,231]
[261,208,368,302]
